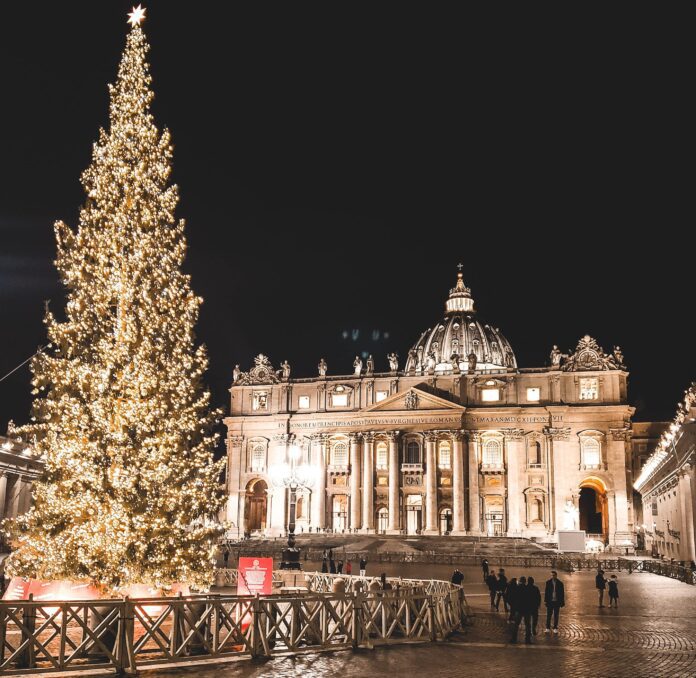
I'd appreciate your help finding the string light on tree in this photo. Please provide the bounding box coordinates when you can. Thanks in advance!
[3,7,224,593]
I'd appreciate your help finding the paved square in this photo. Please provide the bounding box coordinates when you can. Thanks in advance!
[152,566,696,678]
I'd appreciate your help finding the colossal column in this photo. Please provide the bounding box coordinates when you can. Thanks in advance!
[226,435,245,533]
[387,431,400,532]
[679,466,696,563]
[452,431,466,534]
[311,434,328,529]
[0,472,7,520]
[269,434,290,536]
[468,432,481,534]
[349,433,362,530]
[424,432,439,534]
[362,432,375,531]
[505,428,524,535]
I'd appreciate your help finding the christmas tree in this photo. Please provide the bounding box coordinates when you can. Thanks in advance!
[4,7,225,592]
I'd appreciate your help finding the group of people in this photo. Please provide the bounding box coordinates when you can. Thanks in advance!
[595,569,620,608]
[484,566,566,643]
[321,549,367,577]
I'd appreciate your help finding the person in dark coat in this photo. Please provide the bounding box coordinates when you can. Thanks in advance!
[505,577,519,623]
[544,570,565,633]
[481,558,490,581]
[485,572,498,608]
[329,557,336,574]
[595,569,607,607]
[451,569,465,586]
[608,575,619,608]
[495,569,508,612]
[511,576,533,643]
[321,558,328,573]
[527,576,542,635]
[337,560,344,574]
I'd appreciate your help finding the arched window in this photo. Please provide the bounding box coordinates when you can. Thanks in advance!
[529,497,543,522]
[296,496,304,519]
[377,507,388,532]
[483,439,502,466]
[581,438,601,467]
[250,443,266,472]
[331,442,348,466]
[528,440,542,467]
[438,441,451,469]
[405,441,421,464]
[376,442,388,470]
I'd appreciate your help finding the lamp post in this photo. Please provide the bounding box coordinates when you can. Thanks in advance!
[269,444,316,570]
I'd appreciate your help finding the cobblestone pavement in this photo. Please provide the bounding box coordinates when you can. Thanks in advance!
[150,568,696,678]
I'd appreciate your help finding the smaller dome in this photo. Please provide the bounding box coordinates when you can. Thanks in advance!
[404,268,516,374]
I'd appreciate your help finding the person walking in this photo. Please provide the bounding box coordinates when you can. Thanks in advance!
[527,576,542,636]
[345,560,352,576]
[505,577,519,623]
[511,576,533,644]
[486,571,498,608]
[544,570,565,634]
[359,557,367,577]
[481,558,490,582]
[321,558,328,573]
[595,569,607,607]
[329,557,336,574]
[337,560,344,574]
[451,569,465,586]
[495,569,508,612]
[608,575,619,608]
[222,547,230,568]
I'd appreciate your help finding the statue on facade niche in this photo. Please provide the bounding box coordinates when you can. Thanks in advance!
[467,352,477,372]
[353,356,363,375]
[280,360,291,379]
[366,354,374,375]
[232,364,241,383]
[550,345,564,368]
[388,352,399,373]
[562,499,579,531]
[318,357,328,377]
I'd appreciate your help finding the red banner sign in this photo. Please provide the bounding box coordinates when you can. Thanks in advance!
[236,557,273,596]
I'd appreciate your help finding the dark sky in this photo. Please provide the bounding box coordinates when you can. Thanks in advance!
[1,2,692,437]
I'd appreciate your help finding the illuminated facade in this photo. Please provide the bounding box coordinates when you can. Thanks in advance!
[0,435,42,523]
[224,270,639,549]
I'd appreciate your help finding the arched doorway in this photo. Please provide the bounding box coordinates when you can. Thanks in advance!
[579,478,608,541]
[244,479,268,533]
[332,495,348,531]
[406,494,423,534]
[440,508,453,535]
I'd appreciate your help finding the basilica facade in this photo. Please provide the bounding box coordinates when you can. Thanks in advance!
[224,270,636,549]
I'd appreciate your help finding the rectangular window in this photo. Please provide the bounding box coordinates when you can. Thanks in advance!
[375,390,389,402]
[526,387,540,402]
[331,393,348,407]
[252,392,268,411]
[481,388,500,402]
[652,501,658,516]
[376,443,388,470]
[298,395,310,409]
[579,377,599,401]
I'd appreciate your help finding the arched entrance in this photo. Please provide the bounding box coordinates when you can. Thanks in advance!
[579,477,608,541]
[439,508,453,535]
[244,479,268,533]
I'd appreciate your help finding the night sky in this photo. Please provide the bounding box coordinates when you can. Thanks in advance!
[1,3,692,441]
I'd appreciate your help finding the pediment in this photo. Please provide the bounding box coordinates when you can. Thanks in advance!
[362,387,464,413]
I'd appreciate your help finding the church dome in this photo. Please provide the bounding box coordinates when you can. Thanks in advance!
[404,269,517,374]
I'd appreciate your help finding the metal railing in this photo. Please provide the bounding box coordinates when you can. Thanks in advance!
[0,571,468,675]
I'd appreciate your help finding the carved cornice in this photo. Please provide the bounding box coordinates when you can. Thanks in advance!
[465,431,482,443]
[561,336,624,372]
[386,430,401,441]
[544,426,571,441]
[502,428,525,441]
[311,433,330,444]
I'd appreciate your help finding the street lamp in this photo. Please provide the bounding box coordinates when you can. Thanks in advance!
[269,443,316,570]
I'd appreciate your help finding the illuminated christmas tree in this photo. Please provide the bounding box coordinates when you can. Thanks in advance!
[4,7,224,592]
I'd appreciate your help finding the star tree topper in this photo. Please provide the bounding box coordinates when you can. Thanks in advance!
[127,4,146,27]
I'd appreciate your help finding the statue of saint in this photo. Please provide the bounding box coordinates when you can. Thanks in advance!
[232,364,241,383]
[366,354,374,375]
[550,345,563,368]
[426,351,436,373]
[467,352,477,372]
[388,352,399,372]
[318,358,328,377]
[613,345,625,367]
[416,346,424,371]
[562,500,579,531]
[450,353,460,374]
[280,360,291,379]
[432,341,440,364]
[407,348,417,374]
[353,356,363,376]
